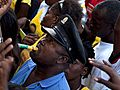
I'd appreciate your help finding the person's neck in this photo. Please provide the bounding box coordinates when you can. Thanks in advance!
[34,63,69,80]
[68,76,81,90]
[101,32,114,44]
[113,29,120,55]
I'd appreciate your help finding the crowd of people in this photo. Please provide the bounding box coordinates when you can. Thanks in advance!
[0,0,120,90]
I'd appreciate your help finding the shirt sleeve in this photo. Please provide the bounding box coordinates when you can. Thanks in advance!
[21,0,31,6]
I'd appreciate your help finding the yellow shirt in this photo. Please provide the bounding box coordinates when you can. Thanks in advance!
[11,0,31,10]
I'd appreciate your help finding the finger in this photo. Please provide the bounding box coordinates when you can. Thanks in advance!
[94,77,118,90]
[103,60,111,67]
[1,44,13,57]
[22,39,35,45]
[0,38,12,52]
[6,56,14,69]
[89,59,114,77]
[1,56,14,73]
[27,35,39,41]
[22,36,38,45]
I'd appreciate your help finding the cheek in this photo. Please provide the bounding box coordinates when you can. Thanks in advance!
[69,65,83,75]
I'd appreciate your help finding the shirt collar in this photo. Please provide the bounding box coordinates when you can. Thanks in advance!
[40,72,65,87]
[27,72,65,88]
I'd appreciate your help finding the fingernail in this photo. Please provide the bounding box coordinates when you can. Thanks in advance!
[8,38,12,42]
[10,45,14,49]
[89,60,93,63]
[88,58,92,60]
[94,77,99,81]
[9,57,14,62]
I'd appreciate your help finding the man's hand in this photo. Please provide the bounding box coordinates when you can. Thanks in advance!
[0,38,14,90]
[89,58,120,90]
[0,0,12,17]
[22,33,39,45]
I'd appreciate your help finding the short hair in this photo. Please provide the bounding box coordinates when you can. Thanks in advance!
[93,0,120,27]
[50,0,83,28]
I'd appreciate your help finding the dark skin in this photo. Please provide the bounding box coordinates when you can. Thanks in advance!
[41,2,83,33]
[89,58,120,90]
[41,8,59,28]
[22,33,39,45]
[45,0,60,6]
[0,0,12,16]
[65,59,88,90]
[113,14,120,55]
[16,3,30,19]
[22,35,69,87]
[0,38,14,90]
[16,3,30,28]
[90,8,114,44]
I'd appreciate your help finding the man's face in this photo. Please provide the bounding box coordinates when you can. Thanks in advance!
[41,9,58,28]
[90,8,112,38]
[65,60,84,80]
[30,35,63,66]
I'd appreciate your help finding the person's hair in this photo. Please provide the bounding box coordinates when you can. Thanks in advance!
[50,0,83,29]
[82,41,95,78]
[0,9,18,45]
[94,0,120,27]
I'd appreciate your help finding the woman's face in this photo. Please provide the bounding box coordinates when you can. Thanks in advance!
[65,60,84,80]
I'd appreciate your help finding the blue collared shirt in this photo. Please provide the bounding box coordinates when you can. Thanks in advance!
[10,59,70,90]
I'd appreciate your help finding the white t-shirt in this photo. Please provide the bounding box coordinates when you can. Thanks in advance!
[37,1,49,22]
[82,41,113,90]
[112,59,120,76]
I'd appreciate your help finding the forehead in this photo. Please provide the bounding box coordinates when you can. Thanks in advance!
[92,7,107,19]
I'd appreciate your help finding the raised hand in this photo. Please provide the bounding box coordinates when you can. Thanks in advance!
[0,38,14,90]
[0,0,12,17]
[89,58,120,90]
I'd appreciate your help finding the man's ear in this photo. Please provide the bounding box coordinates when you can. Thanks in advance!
[53,16,59,24]
[51,16,59,27]
[81,67,88,76]
[57,56,69,64]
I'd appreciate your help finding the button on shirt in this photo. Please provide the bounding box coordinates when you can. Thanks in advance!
[10,59,70,90]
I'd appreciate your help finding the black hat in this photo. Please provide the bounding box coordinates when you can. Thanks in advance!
[42,14,86,64]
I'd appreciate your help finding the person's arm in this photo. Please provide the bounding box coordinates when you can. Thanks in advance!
[0,0,12,18]
[89,58,120,90]
[0,38,14,90]
[16,3,30,19]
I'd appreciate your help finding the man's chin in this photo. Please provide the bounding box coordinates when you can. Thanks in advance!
[30,51,37,60]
